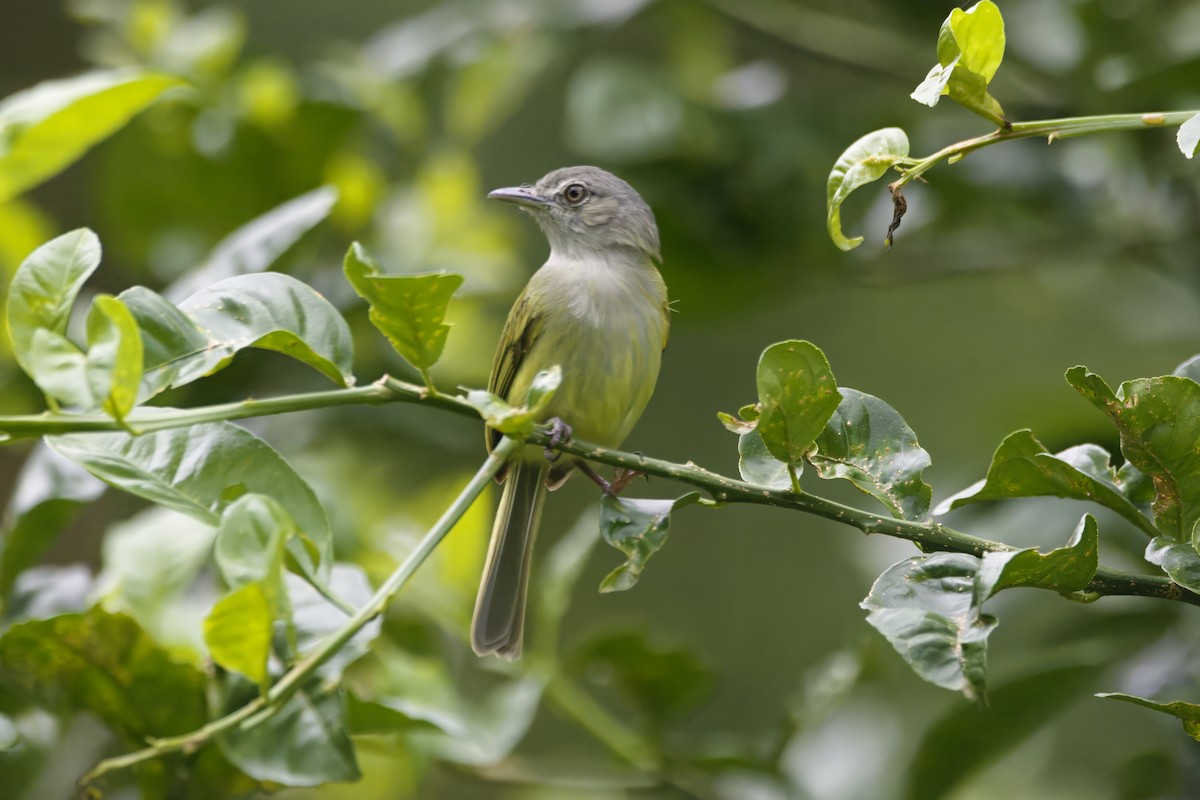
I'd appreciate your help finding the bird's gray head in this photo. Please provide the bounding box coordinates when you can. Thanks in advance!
[487,166,660,261]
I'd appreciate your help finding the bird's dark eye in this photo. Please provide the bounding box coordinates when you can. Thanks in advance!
[563,183,588,205]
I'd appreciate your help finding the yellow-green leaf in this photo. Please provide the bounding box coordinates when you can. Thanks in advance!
[342,242,463,378]
[0,69,184,202]
[826,128,909,251]
[204,582,273,687]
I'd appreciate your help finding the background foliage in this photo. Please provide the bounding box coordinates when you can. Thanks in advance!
[2,1,1200,798]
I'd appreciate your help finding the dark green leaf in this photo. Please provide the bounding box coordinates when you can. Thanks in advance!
[6,228,100,377]
[47,421,332,580]
[908,663,1100,800]
[755,340,840,466]
[0,445,105,596]
[599,493,700,593]
[0,70,184,202]
[1096,693,1200,741]
[220,681,360,786]
[861,553,994,702]
[572,631,712,722]
[343,242,463,378]
[738,429,793,490]
[826,128,909,251]
[0,607,206,742]
[164,186,338,301]
[935,429,1156,536]
[1067,367,1200,540]
[1144,536,1200,595]
[976,515,1099,599]
[204,582,273,687]
[810,387,932,520]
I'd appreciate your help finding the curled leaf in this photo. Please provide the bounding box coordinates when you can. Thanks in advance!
[599,493,699,593]
[826,128,910,251]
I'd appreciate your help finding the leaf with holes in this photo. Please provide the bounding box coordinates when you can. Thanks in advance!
[810,388,932,520]
[1067,367,1200,541]
[755,340,840,467]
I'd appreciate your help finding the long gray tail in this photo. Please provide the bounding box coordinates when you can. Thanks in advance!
[471,461,547,659]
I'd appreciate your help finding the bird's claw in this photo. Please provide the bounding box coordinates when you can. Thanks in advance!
[543,417,573,462]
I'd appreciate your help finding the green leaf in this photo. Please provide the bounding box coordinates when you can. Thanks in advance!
[810,388,933,521]
[0,445,105,596]
[738,429,793,490]
[861,553,994,702]
[826,128,909,251]
[935,430,1157,537]
[0,607,207,742]
[0,69,184,202]
[86,295,143,420]
[908,663,1101,800]
[1173,354,1200,383]
[46,421,333,580]
[599,493,700,593]
[123,274,355,399]
[22,294,144,418]
[464,367,562,438]
[913,1,1007,125]
[343,242,463,378]
[220,680,360,786]
[1067,367,1200,540]
[976,515,1099,600]
[204,582,273,687]
[164,186,338,302]
[6,228,101,377]
[1144,535,1200,594]
[1177,113,1200,159]
[1097,692,1200,741]
[571,631,712,722]
[755,340,840,466]
[213,494,293,643]
[94,506,215,647]
[178,273,354,388]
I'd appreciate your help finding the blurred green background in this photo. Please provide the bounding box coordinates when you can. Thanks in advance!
[2,0,1200,798]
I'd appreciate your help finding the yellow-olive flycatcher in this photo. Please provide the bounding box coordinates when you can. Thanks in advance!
[472,166,669,658]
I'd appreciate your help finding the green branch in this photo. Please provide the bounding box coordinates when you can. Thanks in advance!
[892,110,1200,189]
[10,375,1198,612]
[78,434,520,789]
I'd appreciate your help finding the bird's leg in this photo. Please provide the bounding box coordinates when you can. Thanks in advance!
[543,417,573,462]
[576,462,645,496]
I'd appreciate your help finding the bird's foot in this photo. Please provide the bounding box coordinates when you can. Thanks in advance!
[577,462,645,496]
[543,417,573,462]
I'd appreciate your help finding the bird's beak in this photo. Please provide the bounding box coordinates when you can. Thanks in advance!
[487,186,551,208]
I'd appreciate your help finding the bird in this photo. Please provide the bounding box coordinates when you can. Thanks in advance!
[471,166,670,659]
